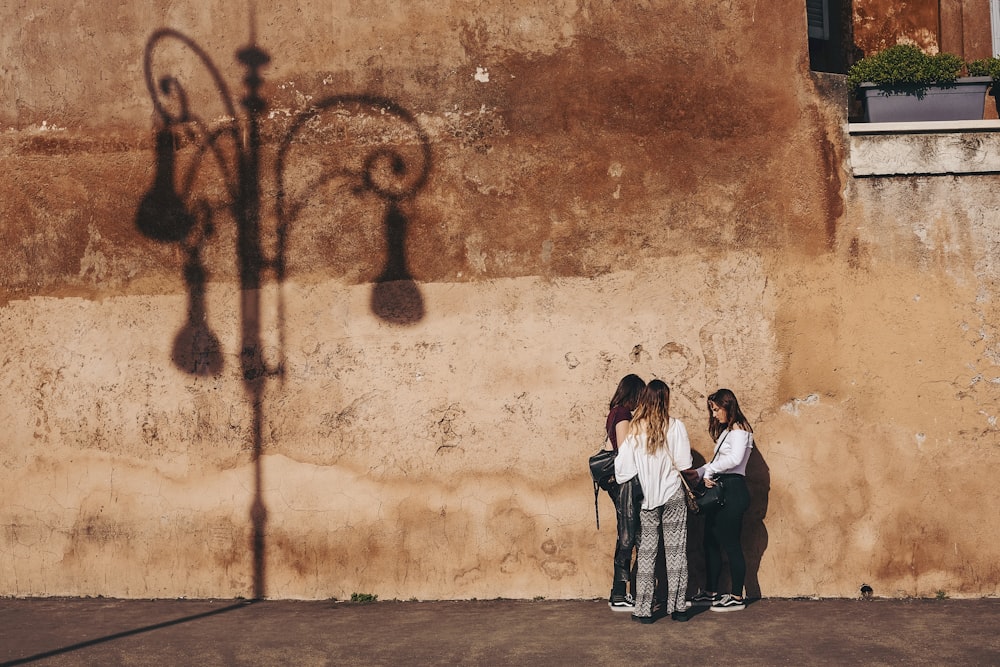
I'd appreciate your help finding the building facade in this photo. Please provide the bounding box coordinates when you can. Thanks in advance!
[1,1,998,600]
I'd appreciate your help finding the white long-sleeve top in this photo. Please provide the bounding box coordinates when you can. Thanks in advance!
[698,429,753,480]
[614,418,693,511]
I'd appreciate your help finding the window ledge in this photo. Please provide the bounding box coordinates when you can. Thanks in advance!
[849,120,1000,176]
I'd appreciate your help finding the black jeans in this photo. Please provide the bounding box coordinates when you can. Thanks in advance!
[703,474,750,596]
[609,477,642,597]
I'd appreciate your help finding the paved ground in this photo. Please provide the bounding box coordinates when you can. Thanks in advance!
[1,597,998,666]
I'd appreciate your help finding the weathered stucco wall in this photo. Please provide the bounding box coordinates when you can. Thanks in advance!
[2,0,999,600]
[853,0,994,61]
[853,0,941,55]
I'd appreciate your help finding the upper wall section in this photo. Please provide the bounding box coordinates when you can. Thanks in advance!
[0,1,837,299]
[2,1,807,131]
[852,0,994,61]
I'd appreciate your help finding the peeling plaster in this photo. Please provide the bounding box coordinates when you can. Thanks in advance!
[781,394,820,416]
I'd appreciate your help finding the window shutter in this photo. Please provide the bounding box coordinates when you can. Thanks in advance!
[992,0,1000,56]
[807,0,830,41]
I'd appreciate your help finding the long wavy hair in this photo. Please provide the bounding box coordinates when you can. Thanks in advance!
[609,373,645,411]
[707,388,752,440]
[629,379,671,454]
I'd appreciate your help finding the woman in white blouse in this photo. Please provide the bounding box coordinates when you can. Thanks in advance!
[691,388,754,613]
[613,379,693,623]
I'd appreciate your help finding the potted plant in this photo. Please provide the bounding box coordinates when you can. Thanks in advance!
[848,44,991,122]
[968,56,1000,116]
[967,56,1000,81]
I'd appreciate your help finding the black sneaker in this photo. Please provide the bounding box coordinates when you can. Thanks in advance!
[710,594,745,612]
[631,613,656,624]
[690,590,720,606]
[609,593,635,611]
[671,610,691,622]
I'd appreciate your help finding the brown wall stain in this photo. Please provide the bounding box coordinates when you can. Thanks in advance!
[853,0,941,56]
[853,0,995,62]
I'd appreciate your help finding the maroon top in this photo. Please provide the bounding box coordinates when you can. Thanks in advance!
[605,404,633,451]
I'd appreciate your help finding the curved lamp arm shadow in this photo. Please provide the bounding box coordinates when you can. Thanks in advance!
[143,28,239,125]
[136,29,246,245]
[274,94,433,325]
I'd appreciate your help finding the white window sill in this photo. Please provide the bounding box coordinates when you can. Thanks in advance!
[849,120,1000,176]
[849,119,1000,134]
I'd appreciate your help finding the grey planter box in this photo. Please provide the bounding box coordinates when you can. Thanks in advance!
[858,76,991,122]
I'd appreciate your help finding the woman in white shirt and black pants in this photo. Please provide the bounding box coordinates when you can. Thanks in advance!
[692,388,754,612]
[614,379,694,623]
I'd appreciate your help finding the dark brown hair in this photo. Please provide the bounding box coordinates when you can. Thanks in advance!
[707,388,752,440]
[609,374,645,411]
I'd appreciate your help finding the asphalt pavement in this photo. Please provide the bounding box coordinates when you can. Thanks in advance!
[1,597,998,666]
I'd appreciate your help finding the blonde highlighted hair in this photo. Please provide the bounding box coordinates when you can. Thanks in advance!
[628,379,671,454]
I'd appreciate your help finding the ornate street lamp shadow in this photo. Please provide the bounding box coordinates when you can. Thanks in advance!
[133,23,432,599]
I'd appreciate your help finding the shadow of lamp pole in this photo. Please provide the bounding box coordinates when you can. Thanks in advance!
[133,12,431,599]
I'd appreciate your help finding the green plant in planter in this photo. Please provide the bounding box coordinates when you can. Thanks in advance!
[968,56,1000,115]
[847,43,965,91]
[968,56,1000,83]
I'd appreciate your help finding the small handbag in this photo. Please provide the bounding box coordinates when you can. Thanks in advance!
[676,431,730,515]
[668,448,702,514]
[695,478,726,512]
[588,448,617,529]
[678,470,701,513]
[678,468,726,515]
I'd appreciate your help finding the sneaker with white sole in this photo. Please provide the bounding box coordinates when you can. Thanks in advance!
[690,590,720,606]
[609,593,636,611]
[710,594,745,612]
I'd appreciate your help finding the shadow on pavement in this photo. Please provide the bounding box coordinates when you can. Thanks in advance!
[1,599,254,666]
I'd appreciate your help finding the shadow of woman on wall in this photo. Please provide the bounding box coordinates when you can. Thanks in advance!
[742,442,771,599]
[685,448,708,597]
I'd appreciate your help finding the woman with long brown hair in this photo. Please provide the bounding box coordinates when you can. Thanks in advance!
[603,374,645,611]
[690,388,753,612]
[613,379,693,623]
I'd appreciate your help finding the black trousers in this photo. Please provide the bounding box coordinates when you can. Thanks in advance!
[608,477,642,596]
[703,474,750,596]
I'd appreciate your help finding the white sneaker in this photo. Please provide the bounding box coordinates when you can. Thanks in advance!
[689,590,720,606]
[709,594,745,612]
[609,593,635,611]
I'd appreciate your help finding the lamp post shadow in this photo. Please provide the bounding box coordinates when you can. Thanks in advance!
[134,20,432,599]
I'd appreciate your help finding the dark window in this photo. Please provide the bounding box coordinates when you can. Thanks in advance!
[807,0,830,40]
[807,0,855,74]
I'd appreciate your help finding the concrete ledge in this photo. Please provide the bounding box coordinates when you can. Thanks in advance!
[849,120,1000,134]
[849,120,1000,176]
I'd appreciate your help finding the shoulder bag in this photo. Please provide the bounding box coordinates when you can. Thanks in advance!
[676,431,730,515]
[588,447,617,529]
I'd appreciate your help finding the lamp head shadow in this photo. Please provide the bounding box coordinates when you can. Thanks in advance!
[135,128,198,243]
[370,201,425,325]
[171,246,224,376]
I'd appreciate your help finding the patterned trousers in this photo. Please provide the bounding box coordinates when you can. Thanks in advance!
[633,487,688,617]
